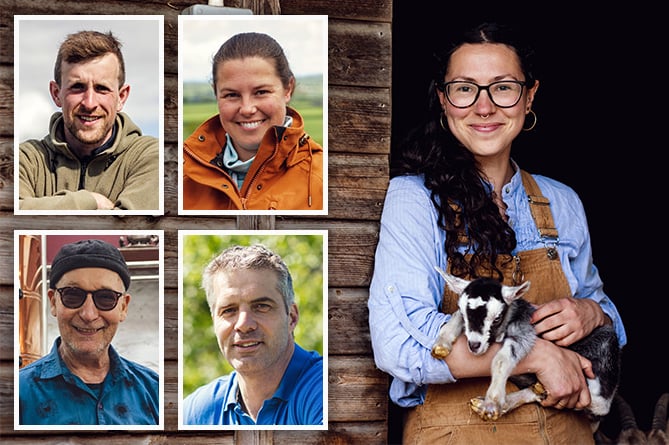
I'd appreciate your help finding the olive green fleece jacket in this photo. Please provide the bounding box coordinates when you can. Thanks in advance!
[19,112,159,211]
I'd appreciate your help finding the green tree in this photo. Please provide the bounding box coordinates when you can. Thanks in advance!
[182,233,324,398]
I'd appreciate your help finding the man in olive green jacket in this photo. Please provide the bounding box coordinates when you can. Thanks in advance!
[18,30,159,211]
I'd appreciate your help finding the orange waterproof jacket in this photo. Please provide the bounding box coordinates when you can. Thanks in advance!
[183,107,323,211]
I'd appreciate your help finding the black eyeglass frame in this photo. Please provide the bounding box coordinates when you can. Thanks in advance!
[437,80,526,109]
[55,287,124,311]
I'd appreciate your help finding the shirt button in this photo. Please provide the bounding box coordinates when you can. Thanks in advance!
[505,186,510,193]
[387,285,395,292]
[97,402,103,410]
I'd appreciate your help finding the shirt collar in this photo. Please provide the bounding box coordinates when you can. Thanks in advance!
[221,343,307,414]
[39,337,128,382]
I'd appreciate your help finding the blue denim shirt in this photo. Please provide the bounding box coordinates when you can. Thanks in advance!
[19,337,159,425]
[368,171,627,408]
[183,344,323,425]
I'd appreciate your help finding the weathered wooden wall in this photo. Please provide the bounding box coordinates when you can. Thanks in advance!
[0,0,392,443]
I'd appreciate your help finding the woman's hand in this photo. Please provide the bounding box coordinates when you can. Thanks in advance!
[531,297,608,347]
[517,338,594,410]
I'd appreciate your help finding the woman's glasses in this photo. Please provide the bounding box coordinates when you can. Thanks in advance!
[56,287,123,311]
[437,80,526,108]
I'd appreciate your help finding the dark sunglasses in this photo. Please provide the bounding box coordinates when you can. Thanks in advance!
[56,287,123,311]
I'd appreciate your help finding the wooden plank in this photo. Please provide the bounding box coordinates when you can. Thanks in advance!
[164,75,178,144]
[328,288,373,356]
[282,0,392,22]
[0,67,12,137]
[1,19,393,149]
[3,145,388,221]
[0,0,392,28]
[275,421,387,444]
[0,0,183,17]
[0,433,235,443]
[0,221,381,288]
[1,355,390,432]
[0,423,387,444]
[326,223,379,287]
[0,20,391,81]
[328,21,392,88]
[0,138,11,211]
[1,285,379,378]
[0,359,14,435]
[328,86,391,155]
[328,356,388,422]
[0,1,394,442]
[0,286,11,362]
[162,82,393,155]
[328,153,389,221]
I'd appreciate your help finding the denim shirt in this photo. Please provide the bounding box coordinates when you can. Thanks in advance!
[19,337,159,425]
[368,170,627,408]
[183,343,323,425]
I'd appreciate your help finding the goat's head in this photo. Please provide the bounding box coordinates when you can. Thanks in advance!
[435,267,531,355]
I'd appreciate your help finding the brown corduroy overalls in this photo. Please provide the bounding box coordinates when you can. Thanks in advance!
[402,171,595,445]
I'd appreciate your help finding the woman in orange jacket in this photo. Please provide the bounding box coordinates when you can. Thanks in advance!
[182,32,324,211]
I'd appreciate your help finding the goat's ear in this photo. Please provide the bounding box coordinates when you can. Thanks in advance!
[434,266,471,295]
[501,280,531,304]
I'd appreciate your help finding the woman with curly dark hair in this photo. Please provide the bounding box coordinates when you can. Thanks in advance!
[369,22,627,444]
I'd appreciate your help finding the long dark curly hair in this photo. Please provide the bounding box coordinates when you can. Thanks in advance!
[391,22,538,280]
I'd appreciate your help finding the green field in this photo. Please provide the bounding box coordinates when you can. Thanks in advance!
[182,75,324,146]
[182,99,323,147]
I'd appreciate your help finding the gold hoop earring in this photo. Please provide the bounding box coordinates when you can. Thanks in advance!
[523,110,537,132]
[439,113,448,131]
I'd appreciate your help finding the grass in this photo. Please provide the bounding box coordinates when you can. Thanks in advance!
[182,76,324,146]
[182,101,323,147]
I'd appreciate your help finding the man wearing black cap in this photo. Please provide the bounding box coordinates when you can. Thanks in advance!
[18,239,159,425]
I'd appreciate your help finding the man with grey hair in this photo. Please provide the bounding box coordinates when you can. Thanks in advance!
[183,244,323,425]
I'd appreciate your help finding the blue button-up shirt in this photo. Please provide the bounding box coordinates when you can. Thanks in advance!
[183,343,323,425]
[368,171,627,408]
[19,337,159,425]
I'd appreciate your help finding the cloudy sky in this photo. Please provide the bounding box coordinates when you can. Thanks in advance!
[179,15,327,84]
[15,16,162,141]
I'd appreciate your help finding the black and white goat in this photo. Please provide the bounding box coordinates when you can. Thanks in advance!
[431,267,621,422]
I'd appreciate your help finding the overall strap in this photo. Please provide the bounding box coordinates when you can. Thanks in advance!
[520,170,559,241]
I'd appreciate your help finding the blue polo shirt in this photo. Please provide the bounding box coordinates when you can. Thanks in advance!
[19,337,159,425]
[183,343,323,425]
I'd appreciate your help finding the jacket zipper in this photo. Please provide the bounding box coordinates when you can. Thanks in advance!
[78,159,88,190]
[183,145,241,195]
[240,138,281,209]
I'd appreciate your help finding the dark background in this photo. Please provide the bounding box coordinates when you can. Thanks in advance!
[391,1,666,439]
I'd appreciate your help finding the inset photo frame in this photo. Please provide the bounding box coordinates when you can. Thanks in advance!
[14,230,165,430]
[178,229,328,430]
[14,15,165,216]
[178,15,328,215]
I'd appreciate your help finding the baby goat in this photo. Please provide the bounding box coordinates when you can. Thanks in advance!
[431,267,621,422]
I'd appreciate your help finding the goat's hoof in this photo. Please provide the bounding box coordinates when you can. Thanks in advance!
[469,396,501,421]
[531,382,548,400]
[431,345,450,359]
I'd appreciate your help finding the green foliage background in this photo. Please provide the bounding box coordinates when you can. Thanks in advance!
[182,233,324,398]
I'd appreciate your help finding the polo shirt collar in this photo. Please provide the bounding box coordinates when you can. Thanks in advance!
[222,343,306,415]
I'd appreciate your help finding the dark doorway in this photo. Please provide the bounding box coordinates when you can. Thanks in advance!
[390,2,666,441]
